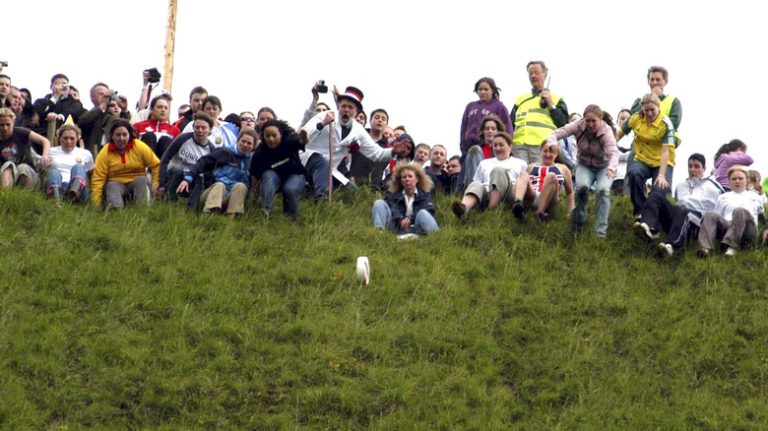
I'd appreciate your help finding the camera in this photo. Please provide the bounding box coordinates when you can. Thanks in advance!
[0,60,8,68]
[145,68,162,84]
[316,80,328,94]
[107,90,119,100]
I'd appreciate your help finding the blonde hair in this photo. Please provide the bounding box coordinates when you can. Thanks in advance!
[56,123,82,140]
[727,164,749,180]
[0,107,16,121]
[389,161,434,193]
[640,93,661,108]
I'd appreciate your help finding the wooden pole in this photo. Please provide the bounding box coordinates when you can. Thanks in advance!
[163,0,178,94]
[328,125,334,202]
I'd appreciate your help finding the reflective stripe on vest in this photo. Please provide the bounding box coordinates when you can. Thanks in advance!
[659,95,681,147]
[513,91,561,147]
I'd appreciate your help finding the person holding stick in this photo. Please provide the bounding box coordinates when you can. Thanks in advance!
[299,86,407,201]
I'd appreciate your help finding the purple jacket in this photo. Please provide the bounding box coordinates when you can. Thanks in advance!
[546,118,618,171]
[712,152,753,188]
[459,99,514,154]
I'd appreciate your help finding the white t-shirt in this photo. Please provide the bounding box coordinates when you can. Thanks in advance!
[49,146,94,183]
[714,190,765,224]
[473,156,528,190]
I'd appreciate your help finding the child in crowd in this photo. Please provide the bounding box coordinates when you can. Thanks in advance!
[711,139,752,190]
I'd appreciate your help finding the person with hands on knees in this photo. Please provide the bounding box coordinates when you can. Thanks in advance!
[510,140,574,222]
[617,93,675,218]
[91,119,160,208]
[372,161,438,239]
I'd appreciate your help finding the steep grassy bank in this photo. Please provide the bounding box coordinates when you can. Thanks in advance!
[1,189,766,430]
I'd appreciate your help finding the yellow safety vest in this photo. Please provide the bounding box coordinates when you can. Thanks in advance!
[629,113,676,167]
[513,91,562,147]
[659,95,681,147]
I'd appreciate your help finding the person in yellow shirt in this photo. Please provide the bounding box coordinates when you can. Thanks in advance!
[616,93,675,217]
[91,119,160,208]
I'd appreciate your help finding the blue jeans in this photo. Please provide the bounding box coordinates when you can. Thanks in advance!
[626,160,674,215]
[305,153,331,200]
[572,163,612,237]
[45,164,89,203]
[372,199,439,235]
[260,170,306,219]
[458,145,484,191]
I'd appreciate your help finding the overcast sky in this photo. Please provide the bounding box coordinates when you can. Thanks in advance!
[5,0,767,184]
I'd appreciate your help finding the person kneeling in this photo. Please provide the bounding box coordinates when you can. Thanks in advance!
[177,129,256,219]
[372,161,438,239]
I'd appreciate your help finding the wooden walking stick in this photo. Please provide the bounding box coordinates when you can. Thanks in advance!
[46,119,56,145]
[163,0,178,95]
[328,122,334,202]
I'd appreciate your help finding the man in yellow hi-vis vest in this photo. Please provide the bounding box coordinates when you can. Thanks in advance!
[509,61,569,164]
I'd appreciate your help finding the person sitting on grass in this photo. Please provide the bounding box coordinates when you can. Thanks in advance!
[158,112,215,201]
[250,119,307,221]
[176,129,256,219]
[510,140,574,222]
[632,153,724,257]
[46,124,94,204]
[696,165,765,257]
[0,107,51,189]
[91,119,160,208]
[372,161,438,238]
[451,132,527,220]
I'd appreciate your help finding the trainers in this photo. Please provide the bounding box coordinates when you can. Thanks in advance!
[697,248,711,258]
[724,247,736,257]
[512,201,525,219]
[656,243,674,257]
[536,211,549,223]
[397,233,420,241]
[633,221,658,242]
[451,201,466,220]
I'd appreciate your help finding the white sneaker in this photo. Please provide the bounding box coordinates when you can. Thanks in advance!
[656,243,674,257]
[397,233,420,241]
[633,221,659,241]
[724,247,736,256]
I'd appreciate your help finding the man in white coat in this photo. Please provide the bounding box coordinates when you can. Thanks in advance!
[300,86,405,200]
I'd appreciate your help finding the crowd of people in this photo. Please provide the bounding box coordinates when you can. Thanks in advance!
[0,62,766,256]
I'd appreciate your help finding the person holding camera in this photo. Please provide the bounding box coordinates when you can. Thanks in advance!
[509,61,569,164]
[77,83,130,155]
[32,74,86,142]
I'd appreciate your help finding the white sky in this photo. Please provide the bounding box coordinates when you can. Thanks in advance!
[5,0,767,185]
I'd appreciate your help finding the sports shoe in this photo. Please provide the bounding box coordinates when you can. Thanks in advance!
[697,248,711,258]
[512,201,525,219]
[656,243,674,257]
[724,247,736,257]
[451,201,466,220]
[633,221,659,242]
[397,233,420,241]
[536,211,549,223]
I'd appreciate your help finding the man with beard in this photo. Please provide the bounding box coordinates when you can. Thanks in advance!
[299,86,406,200]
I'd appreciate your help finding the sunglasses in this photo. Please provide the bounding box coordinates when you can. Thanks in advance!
[241,117,256,123]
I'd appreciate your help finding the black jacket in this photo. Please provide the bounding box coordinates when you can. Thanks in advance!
[383,188,436,228]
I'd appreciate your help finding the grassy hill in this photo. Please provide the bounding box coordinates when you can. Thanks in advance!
[1,188,767,430]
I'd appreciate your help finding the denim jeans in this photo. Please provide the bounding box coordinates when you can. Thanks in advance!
[458,145,484,191]
[572,163,612,237]
[45,164,89,204]
[372,199,439,235]
[260,170,306,219]
[626,160,674,215]
[305,153,331,200]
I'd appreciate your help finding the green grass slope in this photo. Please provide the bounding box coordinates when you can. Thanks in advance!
[1,189,767,430]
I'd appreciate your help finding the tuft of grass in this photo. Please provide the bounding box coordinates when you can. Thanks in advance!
[1,187,767,430]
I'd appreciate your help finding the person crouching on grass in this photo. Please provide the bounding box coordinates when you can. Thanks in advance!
[91,119,160,208]
[451,132,527,220]
[176,129,256,219]
[250,119,307,221]
[372,161,438,239]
